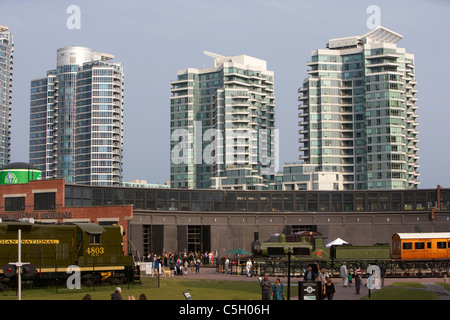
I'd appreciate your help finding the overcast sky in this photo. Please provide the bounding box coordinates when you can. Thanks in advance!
[1,0,449,188]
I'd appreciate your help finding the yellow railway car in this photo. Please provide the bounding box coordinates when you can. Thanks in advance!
[392,233,450,260]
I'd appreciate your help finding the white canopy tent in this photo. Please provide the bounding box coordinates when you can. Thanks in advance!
[325,238,349,248]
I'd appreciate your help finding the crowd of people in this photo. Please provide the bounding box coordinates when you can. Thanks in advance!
[257,260,388,300]
[80,256,387,300]
[137,251,388,301]
[339,262,386,294]
[145,250,217,276]
[259,261,336,300]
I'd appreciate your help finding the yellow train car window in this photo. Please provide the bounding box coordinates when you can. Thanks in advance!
[403,242,412,250]
[437,242,447,249]
[427,242,431,249]
[415,242,425,250]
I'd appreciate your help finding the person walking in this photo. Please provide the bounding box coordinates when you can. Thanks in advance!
[176,258,182,276]
[152,256,159,278]
[380,263,386,287]
[304,266,316,281]
[260,275,272,300]
[169,257,175,276]
[319,268,329,282]
[324,278,336,300]
[246,258,252,277]
[354,266,362,294]
[183,260,188,275]
[340,262,348,287]
[225,257,230,275]
[272,278,284,300]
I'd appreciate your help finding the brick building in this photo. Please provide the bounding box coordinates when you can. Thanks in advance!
[0,178,133,253]
[1,168,449,260]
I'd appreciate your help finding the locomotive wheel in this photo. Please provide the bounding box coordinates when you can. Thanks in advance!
[82,278,94,287]
[22,280,33,289]
[81,274,94,288]
[112,274,125,285]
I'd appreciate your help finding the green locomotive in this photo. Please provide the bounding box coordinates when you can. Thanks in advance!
[0,220,138,289]
[253,231,391,261]
[253,232,331,260]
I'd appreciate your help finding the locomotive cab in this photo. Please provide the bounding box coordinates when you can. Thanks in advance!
[74,223,106,266]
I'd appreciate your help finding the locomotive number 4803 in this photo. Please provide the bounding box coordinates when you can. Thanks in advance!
[86,247,105,256]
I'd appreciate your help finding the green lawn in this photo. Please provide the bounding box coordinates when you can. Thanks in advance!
[0,277,295,300]
[0,278,446,300]
[360,282,440,300]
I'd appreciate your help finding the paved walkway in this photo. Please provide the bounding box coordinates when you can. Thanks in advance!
[332,277,450,300]
[153,266,450,300]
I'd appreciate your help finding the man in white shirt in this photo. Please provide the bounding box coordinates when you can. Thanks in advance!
[246,258,252,277]
[340,262,348,287]
[225,258,230,275]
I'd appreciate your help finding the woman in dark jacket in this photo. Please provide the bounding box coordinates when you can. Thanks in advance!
[324,278,336,300]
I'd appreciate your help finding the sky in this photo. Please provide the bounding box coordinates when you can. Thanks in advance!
[1,0,449,188]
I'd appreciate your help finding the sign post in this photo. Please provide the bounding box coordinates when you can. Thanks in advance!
[17,229,21,300]
[298,281,321,300]
[9,229,31,300]
[287,249,291,300]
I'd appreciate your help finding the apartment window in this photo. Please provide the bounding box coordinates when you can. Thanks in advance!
[5,197,25,212]
[34,192,56,210]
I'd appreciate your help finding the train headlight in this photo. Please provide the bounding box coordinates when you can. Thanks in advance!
[2,264,16,277]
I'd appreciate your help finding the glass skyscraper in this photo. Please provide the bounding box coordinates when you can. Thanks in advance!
[297,26,419,190]
[170,52,277,190]
[30,46,124,186]
[0,25,13,168]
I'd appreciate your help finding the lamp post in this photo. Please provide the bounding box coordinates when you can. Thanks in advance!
[287,247,292,301]
[17,229,22,300]
[10,229,31,300]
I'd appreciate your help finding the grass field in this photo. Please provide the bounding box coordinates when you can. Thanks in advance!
[0,277,296,300]
[0,277,448,300]
[361,282,450,300]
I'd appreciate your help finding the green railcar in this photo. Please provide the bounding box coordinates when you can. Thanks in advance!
[256,232,331,260]
[255,232,391,262]
[332,244,391,260]
[0,221,138,289]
